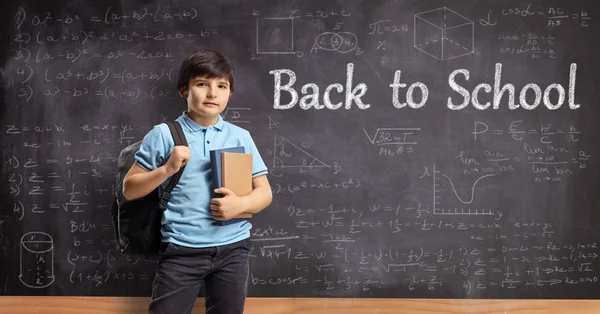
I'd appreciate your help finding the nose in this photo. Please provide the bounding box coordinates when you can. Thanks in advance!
[206,89,215,99]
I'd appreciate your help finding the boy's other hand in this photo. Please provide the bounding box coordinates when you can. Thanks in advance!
[210,188,245,220]
[165,145,191,175]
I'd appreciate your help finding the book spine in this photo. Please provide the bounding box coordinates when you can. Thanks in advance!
[210,151,220,189]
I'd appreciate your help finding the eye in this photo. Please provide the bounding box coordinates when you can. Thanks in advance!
[219,85,228,89]
[197,82,206,87]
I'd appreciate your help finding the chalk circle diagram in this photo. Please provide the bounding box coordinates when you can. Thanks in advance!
[20,232,55,288]
[313,32,358,53]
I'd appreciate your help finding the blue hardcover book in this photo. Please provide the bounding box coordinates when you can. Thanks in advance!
[209,146,245,192]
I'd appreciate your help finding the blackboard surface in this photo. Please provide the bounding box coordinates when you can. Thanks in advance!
[1,0,600,299]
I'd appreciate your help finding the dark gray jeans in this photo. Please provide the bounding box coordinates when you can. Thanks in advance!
[148,238,250,314]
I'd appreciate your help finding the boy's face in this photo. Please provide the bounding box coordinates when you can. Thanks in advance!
[180,75,231,124]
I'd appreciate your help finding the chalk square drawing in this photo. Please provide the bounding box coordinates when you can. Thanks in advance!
[256,17,295,54]
[414,7,474,60]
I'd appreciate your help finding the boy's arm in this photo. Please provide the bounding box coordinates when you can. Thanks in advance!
[122,163,171,200]
[123,145,191,200]
[211,174,272,220]
[241,174,272,214]
[242,132,271,214]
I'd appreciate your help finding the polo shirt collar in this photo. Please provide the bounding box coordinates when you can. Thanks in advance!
[179,111,224,132]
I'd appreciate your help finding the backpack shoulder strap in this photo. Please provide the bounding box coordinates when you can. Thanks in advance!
[167,121,188,147]
[159,121,189,211]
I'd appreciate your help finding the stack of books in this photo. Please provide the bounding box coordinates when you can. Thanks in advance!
[210,147,253,220]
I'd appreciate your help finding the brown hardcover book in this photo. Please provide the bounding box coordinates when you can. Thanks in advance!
[220,152,253,219]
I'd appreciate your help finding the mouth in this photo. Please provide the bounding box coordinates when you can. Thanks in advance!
[203,102,218,107]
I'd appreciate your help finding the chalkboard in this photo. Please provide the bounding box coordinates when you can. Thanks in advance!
[1,0,600,299]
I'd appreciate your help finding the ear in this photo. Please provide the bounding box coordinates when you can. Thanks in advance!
[178,87,188,98]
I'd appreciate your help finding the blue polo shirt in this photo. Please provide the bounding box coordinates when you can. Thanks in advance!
[134,112,268,248]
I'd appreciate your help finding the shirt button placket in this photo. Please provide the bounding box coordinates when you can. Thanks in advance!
[202,129,208,156]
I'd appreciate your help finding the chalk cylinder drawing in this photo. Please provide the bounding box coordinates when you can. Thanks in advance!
[19,232,55,288]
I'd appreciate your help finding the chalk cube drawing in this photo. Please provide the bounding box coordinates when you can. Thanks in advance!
[414,7,474,60]
[256,17,295,54]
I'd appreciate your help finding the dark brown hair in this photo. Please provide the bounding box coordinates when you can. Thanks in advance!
[176,50,235,92]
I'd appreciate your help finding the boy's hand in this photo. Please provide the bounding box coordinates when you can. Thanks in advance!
[164,145,191,175]
[210,188,246,220]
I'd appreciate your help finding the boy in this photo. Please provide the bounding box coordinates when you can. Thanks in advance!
[122,50,272,314]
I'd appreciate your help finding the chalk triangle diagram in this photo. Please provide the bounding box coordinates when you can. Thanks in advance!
[257,18,294,54]
[273,135,330,170]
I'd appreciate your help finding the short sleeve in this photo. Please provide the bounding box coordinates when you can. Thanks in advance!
[134,125,169,171]
[244,132,268,177]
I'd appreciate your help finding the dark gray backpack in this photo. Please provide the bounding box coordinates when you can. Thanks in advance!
[110,121,187,259]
